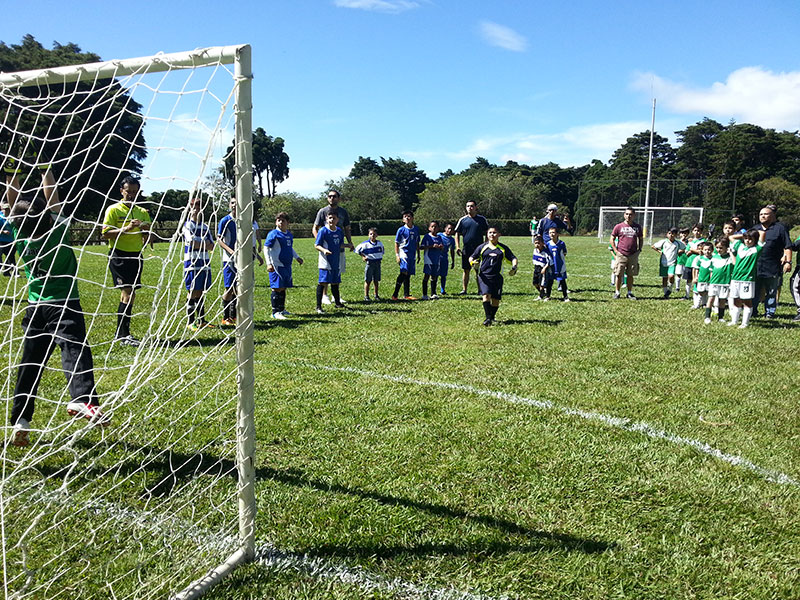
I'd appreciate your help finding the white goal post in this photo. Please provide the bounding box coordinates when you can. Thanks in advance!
[598,205,705,244]
[0,46,255,599]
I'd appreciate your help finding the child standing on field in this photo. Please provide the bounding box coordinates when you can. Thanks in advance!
[265,212,304,319]
[532,235,552,300]
[683,224,706,300]
[545,227,569,301]
[652,227,684,298]
[182,197,215,330]
[438,223,456,294]
[704,238,734,324]
[728,229,765,328]
[420,221,443,300]
[355,227,384,301]
[392,210,420,301]
[469,226,518,325]
[692,241,714,309]
[674,227,690,294]
[314,210,345,313]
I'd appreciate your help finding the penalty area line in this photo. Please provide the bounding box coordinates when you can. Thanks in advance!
[299,363,799,489]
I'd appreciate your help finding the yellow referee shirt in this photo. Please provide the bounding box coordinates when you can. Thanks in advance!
[102,201,151,253]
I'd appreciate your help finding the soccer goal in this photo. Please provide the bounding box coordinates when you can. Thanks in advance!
[0,46,255,599]
[598,206,705,244]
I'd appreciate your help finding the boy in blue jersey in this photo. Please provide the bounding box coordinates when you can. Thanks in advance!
[438,223,456,294]
[531,235,552,300]
[392,210,420,301]
[420,221,444,300]
[470,226,518,325]
[355,227,384,301]
[314,210,345,313]
[545,227,569,301]
[265,212,304,319]
[216,197,264,327]
[182,198,215,330]
[0,201,17,276]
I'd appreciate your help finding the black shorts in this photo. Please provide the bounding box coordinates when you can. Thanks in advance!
[461,245,478,270]
[108,250,143,289]
[478,273,503,300]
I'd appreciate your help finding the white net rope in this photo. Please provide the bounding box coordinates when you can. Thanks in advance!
[598,206,705,244]
[0,52,249,599]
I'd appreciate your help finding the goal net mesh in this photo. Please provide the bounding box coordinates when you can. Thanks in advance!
[0,48,253,599]
[598,206,705,244]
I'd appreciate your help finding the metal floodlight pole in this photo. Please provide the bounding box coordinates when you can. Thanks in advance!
[643,98,656,238]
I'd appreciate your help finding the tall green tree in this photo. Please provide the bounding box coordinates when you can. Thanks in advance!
[378,156,430,211]
[224,127,289,199]
[349,156,382,179]
[323,173,402,221]
[609,131,677,181]
[0,35,147,219]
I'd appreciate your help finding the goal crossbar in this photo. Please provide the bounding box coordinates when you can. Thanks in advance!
[0,45,247,88]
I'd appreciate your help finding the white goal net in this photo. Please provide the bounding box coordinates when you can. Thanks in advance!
[0,46,255,599]
[598,206,705,244]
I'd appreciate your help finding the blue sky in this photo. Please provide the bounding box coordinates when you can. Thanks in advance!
[4,0,800,195]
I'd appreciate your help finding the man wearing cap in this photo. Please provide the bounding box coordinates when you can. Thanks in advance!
[535,204,573,244]
[754,204,792,319]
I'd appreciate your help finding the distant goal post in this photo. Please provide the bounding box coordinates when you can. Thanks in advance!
[598,206,705,245]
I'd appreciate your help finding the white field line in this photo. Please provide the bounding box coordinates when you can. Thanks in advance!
[301,364,799,488]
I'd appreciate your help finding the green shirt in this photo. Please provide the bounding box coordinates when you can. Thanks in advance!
[695,256,713,283]
[731,240,763,282]
[102,201,151,253]
[15,215,79,303]
[709,253,734,285]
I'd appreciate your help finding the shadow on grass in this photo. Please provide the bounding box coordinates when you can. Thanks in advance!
[51,442,615,555]
[501,318,564,326]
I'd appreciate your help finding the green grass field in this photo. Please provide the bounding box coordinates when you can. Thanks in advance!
[2,235,799,599]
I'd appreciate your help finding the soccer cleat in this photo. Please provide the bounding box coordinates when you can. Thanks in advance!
[11,418,30,447]
[421,295,430,301]
[281,310,292,317]
[220,318,236,327]
[315,308,324,315]
[374,295,381,301]
[404,295,418,301]
[793,313,800,322]
[364,296,371,302]
[543,297,550,302]
[66,402,110,427]
[533,296,541,301]
[186,323,200,332]
[431,294,439,300]
[198,321,215,329]
[272,312,287,320]
[391,296,399,301]
[727,320,738,327]
[613,292,620,299]
[334,303,345,309]
[665,289,672,298]
[718,319,727,325]
[321,295,332,305]
[738,323,748,329]
[563,298,571,303]
[116,335,141,347]
[483,318,492,327]
[457,290,467,295]
[704,318,712,325]
[627,293,637,300]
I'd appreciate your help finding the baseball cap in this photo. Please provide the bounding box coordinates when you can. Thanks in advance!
[547,204,558,211]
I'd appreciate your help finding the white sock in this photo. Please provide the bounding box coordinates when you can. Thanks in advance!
[729,306,740,324]
[741,306,753,327]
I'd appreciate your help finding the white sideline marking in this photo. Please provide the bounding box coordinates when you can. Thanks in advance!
[304,364,799,488]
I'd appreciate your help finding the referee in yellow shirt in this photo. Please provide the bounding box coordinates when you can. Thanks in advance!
[102,176,152,347]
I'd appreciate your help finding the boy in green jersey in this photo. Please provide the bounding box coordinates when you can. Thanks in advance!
[728,230,766,329]
[683,224,706,300]
[674,228,690,296]
[692,242,714,309]
[5,167,108,447]
[704,238,734,324]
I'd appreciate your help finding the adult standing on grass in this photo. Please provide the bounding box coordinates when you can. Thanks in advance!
[102,176,152,347]
[754,204,792,319]
[312,189,354,304]
[536,204,573,244]
[610,207,643,300]
[454,200,489,295]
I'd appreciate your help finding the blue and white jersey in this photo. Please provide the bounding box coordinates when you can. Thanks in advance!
[183,218,214,272]
[264,228,297,269]
[217,213,236,264]
[421,233,442,266]
[316,225,343,271]
[545,239,567,275]
[0,211,13,243]
[355,239,384,262]
[395,225,420,263]
[532,248,552,270]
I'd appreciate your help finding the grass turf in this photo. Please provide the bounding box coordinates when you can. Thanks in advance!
[2,235,799,599]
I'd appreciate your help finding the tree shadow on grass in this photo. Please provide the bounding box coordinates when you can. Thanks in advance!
[54,442,615,556]
[500,318,564,326]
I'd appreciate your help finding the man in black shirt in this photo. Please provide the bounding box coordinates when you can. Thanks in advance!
[454,200,489,295]
[754,205,792,319]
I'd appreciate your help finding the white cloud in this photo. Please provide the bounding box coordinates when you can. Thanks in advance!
[479,21,527,52]
[632,67,800,131]
[334,0,419,13]
[280,166,352,196]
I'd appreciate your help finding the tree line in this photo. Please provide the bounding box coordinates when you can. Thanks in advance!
[3,36,799,232]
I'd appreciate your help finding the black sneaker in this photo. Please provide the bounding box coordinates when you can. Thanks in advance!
[483,318,492,327]
[115,335,141,347]
[627,292,637,300]
[792,314,800,322]
[457,290,467,296]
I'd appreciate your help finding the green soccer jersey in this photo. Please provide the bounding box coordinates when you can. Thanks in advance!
[731,240,763,282]
[695,256,713,283]
[14,215,79,303]
[102,201,151,253]
[686,237,707,269]
[709,253,734,285]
